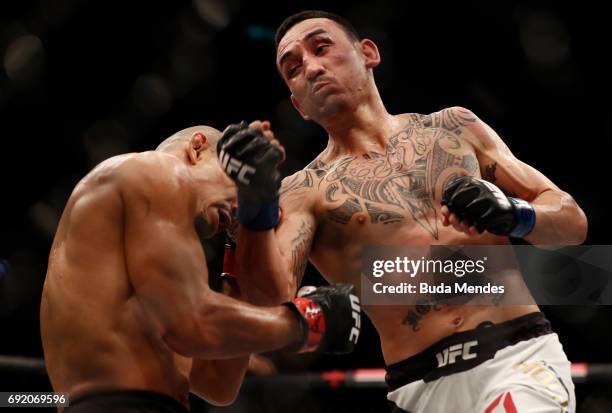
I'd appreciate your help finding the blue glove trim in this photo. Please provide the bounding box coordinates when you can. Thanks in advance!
[237,195,279,231]
[508,197,536,238]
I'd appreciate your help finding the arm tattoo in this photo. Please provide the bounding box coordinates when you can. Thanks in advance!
[280,170,314,196]
[307,159,331,177]
[280,158,332,198]
[483,162,517,197]
[423,107,477,132]
[290,220,315,282]
[483,162,498,183]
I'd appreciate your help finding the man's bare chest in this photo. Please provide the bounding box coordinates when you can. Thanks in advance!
[313,125,480,240]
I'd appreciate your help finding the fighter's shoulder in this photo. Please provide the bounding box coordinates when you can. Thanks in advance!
[110,152,190,212]
[428,107,510,152]
[401,107,504,148]
[279,154,330,196]
[398,106,480,131]
[112,152,182,188]
[279,168,317,198]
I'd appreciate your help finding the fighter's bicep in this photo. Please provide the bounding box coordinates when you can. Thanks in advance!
[122,194,208,332]
[484,154,559,201]
[465,116,559,201]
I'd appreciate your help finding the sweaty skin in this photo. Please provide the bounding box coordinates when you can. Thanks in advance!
[235,17,587,365]
[40,130,301,408]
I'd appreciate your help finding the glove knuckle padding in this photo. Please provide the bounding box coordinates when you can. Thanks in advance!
[217,124,282,203]
[226,129,262,154]
[237,140,268,159]
[218,121,249,154]
[463,197,491,226]
[301,284,360,354]
[441,176,467,205]
[449,186,481,217]
[442,176,519,235]
[257,145,283,165]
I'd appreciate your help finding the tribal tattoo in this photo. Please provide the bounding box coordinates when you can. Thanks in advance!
[483,162,518,197]
[290,219,315,283]
[483,162,498,183]
[280,108,479,240]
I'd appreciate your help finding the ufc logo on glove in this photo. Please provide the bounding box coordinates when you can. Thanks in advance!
[349,294,361,344]
[219,148,256,185]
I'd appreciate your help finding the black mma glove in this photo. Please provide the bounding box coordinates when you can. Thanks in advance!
[217,122,283,230]
[284,284,361,354]
[441,176,536,238]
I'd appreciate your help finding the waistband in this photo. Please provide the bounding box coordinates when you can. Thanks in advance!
[385,312,552,391]
[68,389,189,412]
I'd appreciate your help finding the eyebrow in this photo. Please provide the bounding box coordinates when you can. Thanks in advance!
[278,28,329,68]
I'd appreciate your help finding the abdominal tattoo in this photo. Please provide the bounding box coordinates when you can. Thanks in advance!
[402,297,443,332]
[282,108,479,239]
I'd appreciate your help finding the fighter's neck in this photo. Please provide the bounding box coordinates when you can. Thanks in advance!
[322,102,400,156]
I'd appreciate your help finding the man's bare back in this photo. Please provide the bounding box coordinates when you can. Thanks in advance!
[41,126,364,411]
[41,152,207,405]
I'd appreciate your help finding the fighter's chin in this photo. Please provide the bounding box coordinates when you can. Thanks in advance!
[312,98,346,121]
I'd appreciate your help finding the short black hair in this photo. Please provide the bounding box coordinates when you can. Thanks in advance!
[275,10,361,48]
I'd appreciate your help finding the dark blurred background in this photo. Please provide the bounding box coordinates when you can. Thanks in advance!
[0,0,610,411]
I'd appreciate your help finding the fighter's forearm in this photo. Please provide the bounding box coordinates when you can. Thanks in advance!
[236,229,295,305]
[165,294,300,359]
[187,278,256,405]
[190,357,248,406]
[524,189,588,245]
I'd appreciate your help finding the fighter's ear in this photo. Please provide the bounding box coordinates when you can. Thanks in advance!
[290,94,310,120]
[360,38,380,69]
[187,132,208,164]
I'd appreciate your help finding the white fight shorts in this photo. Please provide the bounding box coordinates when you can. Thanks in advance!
[386,312,575,412]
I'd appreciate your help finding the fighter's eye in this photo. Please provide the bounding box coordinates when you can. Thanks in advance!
[288,64,301,78]
[315,44,329,55]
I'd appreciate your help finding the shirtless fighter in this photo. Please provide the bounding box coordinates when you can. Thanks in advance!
[40,125,361,412]
[217,10,588,413]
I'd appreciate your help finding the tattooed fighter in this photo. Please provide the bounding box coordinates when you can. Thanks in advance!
[217,10,587,413]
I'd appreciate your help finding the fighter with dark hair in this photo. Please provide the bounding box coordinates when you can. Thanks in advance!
[218,10,587,412]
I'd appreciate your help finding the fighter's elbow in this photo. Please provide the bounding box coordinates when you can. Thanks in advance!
[200,386,240,407]
[570,206,588,245]
[563,194,588,245]
[191,386,240,407]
